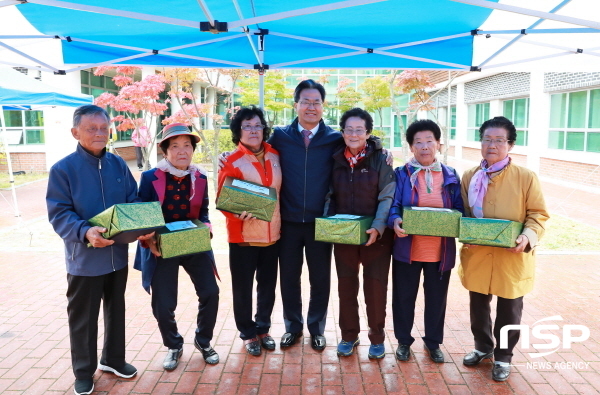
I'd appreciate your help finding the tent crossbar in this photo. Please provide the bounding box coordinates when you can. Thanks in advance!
[162,33,246,52]
[231,0,263,66]
[0,0,20,8]
[0,59,55,73]
[271,51,363,68]
[64,52,155,73]
[450,0,600,30]
[24,0,200,29]
[485,51,573,69]
[492,35,584,54]
[0,35,57,39]
[378,32,472,50]
[479,28,600,35]
[477,0,572,68]
[63,36,151,52]
[270,32,364,51]
[228,0,384,29]
[0,41,59,71]
[195,0,215,26]
[159,51,252,67]
[373,50,470,69]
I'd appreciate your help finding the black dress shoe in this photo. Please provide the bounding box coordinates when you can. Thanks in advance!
[395,344,411,361]
[244,339,262,356]
[311,334,326,351]
[463,350,494,366]
[424,345,445,363]
[259,334,276,350]
[280,332,303,347]
[492,364,511,381]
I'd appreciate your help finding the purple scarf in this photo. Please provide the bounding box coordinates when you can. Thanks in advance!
[468,156,511,218]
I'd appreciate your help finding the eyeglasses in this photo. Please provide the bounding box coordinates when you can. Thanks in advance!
[343,128,367,136]
[241,125,265,132]
[85,128,109,135]
[481,138,508,145]
[298,100,323,109]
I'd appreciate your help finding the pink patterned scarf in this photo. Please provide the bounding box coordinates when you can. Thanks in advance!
[468,156,511,218]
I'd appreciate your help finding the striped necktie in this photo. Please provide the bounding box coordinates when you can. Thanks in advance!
[301,129,312,147]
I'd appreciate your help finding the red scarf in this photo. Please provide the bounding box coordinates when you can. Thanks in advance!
[344,145,367,168]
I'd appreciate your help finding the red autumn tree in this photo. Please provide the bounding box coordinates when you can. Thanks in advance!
[94,66,168,169]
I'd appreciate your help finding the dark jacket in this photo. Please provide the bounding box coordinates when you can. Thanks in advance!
[387,162,464,272]
[324,137,396,237]
[46,144,138,276]
[133,168,211,293]
[268,118,343,222]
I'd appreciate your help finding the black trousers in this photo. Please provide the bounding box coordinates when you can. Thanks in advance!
[335,229,393,344]
[392,260,451,349]
[279,221,332,335]
[229,242,279,340]
[66,266,128,380]
[469,291,524,363]
[134,146,144,168]
[151,252,219,349]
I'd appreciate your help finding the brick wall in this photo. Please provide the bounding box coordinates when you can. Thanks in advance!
[544,72,600,92]
[446,145,455,157]
[462,147,481,162]
[0,152,46,173]
[114,146,136,161]
[509,153,527,167]
[465,72,530,103]
[540,158,600,187]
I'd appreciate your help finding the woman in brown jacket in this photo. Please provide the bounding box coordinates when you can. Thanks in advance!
[323,108,395,359]
[458,116,549,382]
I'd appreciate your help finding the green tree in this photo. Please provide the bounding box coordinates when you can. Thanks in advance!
[335,76,362,113]
[237,71,292,127]
[359,76,392,128]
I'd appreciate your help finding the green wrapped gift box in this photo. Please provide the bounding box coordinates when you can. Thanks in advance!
[216,176,277,222]
[402,206,462,238]
[88,202,165,244]
[315,215,374,245]
[157,219,211,258]
[459,218,523,248]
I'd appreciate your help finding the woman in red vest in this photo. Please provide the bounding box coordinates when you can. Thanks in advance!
[134,123,219,370]
[217,106,282,356]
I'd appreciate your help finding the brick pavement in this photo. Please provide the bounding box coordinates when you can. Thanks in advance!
[0,159,599,394]
[1,250,599,395]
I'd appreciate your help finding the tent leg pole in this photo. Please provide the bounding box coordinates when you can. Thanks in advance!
[259,72,265,109]
[0,111,20,217]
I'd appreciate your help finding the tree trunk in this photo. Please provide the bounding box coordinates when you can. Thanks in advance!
[211,124,221,192]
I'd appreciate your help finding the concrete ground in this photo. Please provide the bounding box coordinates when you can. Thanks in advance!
[0,159,599,395]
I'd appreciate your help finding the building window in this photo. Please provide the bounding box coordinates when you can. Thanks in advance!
[427,105,456,141]
[503,98,529,146]
[1,110,45,145]
[467,103,490,141]
[549,89,600,152]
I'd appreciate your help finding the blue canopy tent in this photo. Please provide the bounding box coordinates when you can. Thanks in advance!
[1,0,599,105]
[8,0,493,71]
[0,67,93,216]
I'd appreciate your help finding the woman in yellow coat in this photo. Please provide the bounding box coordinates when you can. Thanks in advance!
[458,116,549,382]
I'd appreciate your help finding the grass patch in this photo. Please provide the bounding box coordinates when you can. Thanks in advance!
[537,214,600,252]
[0,172,48,189]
